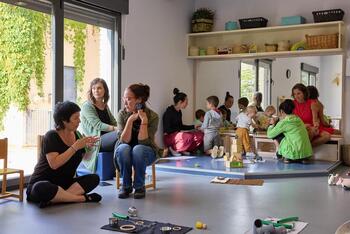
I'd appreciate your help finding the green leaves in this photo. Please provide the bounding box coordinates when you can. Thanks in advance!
[0,3,87,129]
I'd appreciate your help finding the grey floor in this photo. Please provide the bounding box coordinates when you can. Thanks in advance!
[1,167,350,234]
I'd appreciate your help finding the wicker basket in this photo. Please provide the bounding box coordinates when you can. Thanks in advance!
[192,19,213,33]
[305,33,338,49]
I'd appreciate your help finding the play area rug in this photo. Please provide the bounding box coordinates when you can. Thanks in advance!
[211,177,264,186]
[101,218,192,233]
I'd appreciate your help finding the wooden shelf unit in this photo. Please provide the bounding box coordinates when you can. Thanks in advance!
[187,21,346,60]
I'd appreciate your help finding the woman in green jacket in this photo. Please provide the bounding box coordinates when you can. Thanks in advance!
[115,83,160,199]
[80,78,117,172]
[267,99,312,164]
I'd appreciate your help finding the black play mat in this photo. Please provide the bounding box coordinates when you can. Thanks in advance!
[101,218,192,234]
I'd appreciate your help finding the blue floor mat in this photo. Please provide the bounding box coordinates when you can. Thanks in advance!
[156,156,339,179]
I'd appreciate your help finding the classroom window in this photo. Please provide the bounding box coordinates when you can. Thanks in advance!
[301,63,318,86]
[240,59,272,108]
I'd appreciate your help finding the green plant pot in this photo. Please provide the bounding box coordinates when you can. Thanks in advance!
[192,18,213,33]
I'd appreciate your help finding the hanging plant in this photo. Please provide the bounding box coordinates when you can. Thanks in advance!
[0,3,48,129]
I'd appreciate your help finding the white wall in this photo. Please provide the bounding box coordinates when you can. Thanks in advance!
[319,55,342,117]
[195,60,240,120]
[271,56,320,107]
[122,0,195,146]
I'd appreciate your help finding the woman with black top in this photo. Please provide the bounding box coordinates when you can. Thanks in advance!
[27,101,101,208]
[219,92,234,122]
[80,78,118,173]
[162,88,203,155]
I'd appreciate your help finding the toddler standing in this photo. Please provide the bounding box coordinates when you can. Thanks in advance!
[235,105,257,157]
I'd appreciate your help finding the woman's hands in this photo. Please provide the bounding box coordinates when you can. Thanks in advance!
[73,136,100,150]
[138,110,148,124]
[127,110,148,125]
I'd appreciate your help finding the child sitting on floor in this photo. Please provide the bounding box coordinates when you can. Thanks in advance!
[256,105,276,131]
[194,109,205,129]
[201,96,223,158]
[267,99,313,164]
[235,105,258,158]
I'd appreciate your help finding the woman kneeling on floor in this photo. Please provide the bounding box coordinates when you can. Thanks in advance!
[267,99,313,164]
[27,101,101,208]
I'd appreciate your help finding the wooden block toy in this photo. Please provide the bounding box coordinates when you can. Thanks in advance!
[225,160,243,168]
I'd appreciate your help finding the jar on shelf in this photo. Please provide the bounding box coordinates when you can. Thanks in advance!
[207,46,216,55]
[199,48,207,56]
[189,46,199,56]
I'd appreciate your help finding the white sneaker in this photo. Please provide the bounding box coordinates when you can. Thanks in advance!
[218,146,225,158]
[211,146,218,159]
[246,152,256,159]
[169,147,181,156]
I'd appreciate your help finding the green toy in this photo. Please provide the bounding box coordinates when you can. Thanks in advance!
[277,216,299,223]
[261,220,293,229]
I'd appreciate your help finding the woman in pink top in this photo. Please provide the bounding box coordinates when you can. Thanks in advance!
[292,83,332,147]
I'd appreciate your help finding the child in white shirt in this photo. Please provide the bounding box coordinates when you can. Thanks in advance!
[235,105,257,157]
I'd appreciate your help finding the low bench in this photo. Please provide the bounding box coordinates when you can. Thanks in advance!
[255,132,343,161]
[220,130,343,162]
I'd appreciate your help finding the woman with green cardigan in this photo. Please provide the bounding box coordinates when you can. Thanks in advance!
[80,78,117,172]
[267,99,313,164]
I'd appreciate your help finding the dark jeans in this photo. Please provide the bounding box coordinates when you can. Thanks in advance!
[100,131,118,152]
[115,144,156,189]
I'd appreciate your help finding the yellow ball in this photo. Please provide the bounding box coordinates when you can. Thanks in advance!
[195,221,203,229]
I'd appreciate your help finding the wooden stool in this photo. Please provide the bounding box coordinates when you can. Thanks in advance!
[116,163,156,190]
[0,138,24,202]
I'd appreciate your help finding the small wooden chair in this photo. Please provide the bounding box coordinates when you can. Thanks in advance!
[0,138,24,202]
[116,163,156,190]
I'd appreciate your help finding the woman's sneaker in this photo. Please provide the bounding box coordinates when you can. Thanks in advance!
[134,187,146,199]
[118,187,133,199]
[211,146,218,159]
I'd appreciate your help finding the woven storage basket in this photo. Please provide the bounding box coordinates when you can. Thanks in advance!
[305,33,338,49]
[192,19,213,33]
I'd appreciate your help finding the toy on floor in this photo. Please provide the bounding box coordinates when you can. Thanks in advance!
[328,174,350,190]
[195,221,207,229]
[253,219,287,234]
[328,173,339,185]
[224,137,243,168]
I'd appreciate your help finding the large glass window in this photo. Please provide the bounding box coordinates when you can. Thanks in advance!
[63,3,116,109]
[301,62,318,86]
[240,59,272,108]
[0,1,53,175]
[0,0,120,179]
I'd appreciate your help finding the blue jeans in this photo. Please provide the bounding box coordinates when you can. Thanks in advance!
[115,144,156,189]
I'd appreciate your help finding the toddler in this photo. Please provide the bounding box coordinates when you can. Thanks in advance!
[201,96,223,157]
[235,105,257,157]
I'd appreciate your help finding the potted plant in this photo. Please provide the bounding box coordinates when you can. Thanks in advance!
[191,8,215,33]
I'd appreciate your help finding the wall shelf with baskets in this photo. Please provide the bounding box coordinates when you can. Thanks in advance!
[187,21,346,60]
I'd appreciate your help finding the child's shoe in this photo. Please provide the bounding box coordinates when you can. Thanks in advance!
[169,147,181,156]
[211,146,218,159]
[218,146,225,158]
[245,152,256,160]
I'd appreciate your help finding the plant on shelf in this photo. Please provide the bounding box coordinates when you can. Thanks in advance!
[191,8,215,33]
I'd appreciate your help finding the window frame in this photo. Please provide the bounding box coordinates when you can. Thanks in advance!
[239,59,272,106]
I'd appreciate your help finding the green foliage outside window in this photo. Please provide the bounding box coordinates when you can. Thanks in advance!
[240,63,255,102]
[0,3,87,129]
